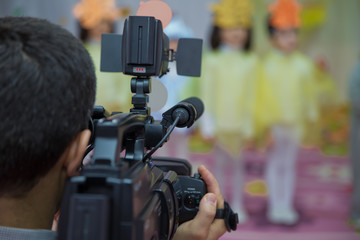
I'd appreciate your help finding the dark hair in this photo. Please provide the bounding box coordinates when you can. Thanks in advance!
[78,21,115,43]
[79,22,90,43]
[266,15,276,37]
[210,26,252,51]
[0,17,96,197]
[266,15,299,37]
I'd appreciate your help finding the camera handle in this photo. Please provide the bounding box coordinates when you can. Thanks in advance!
[130,77,151,115]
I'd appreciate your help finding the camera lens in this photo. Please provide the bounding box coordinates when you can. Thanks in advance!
[184,194,198,209]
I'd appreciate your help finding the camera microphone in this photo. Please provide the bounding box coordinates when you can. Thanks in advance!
[161,97,204,128]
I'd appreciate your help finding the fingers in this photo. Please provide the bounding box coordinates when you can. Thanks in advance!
[197,193,226,240]
[198,165,224,208]
[208,219,227,240]
[198,165,227,239]
[196,193,227,240]
[193,193,217,229]
[173,166,228,240]
[173,193,217,240]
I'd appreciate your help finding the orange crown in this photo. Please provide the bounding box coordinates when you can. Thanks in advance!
[73,0,129,29]
[268,0,302,29]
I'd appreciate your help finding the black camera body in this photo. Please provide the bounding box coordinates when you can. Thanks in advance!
[58,16,208,240]
[100,16,202,78]
[175,175,207,224]
[122,16,169,77]
[58,108,206,240]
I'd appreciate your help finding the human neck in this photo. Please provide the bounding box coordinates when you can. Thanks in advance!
[272,46,296,56]
[220,43,243,52]
[0,197,51,229]
[0,162,66,230]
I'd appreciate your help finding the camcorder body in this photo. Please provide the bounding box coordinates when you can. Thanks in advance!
[58,16,209,240]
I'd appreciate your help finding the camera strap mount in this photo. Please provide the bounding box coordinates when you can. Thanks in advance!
[215,201,239,232]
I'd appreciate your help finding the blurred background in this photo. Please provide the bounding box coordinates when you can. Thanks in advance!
[1,0,360,239]
[1,0,359,103]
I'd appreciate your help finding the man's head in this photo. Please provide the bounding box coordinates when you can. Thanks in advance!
[0,17,96,198]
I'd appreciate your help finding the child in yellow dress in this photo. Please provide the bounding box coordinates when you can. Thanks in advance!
[196,0,260,223]
[73,0,132,113]
[261,0,320,225]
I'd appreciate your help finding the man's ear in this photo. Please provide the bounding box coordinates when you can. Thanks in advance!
[64,129,91,176]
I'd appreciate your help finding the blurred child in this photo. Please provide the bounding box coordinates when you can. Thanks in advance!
[73,0,132,113]
[261,0,320,225]
[195,0,260,223]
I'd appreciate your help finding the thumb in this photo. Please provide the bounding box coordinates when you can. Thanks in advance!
[173,193,217,240]
[192,193,217,235]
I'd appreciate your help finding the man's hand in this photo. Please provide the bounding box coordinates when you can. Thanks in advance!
[173,165,227,240]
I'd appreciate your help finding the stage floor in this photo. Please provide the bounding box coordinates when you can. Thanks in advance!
[184,147,360,240]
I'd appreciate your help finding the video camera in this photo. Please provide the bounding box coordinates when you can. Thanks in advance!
[58,16,237,240]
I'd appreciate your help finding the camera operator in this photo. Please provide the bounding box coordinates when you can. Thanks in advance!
[0,17,227,240]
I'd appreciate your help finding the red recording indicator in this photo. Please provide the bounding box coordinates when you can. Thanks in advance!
[133,67,146,73]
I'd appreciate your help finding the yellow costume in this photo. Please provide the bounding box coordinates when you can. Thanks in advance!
[200,50,260,155]
[188,0,256,223]
[258,50,319,137]
[193,48,260,224]
[85,43,132,113]
[73,0,132,113]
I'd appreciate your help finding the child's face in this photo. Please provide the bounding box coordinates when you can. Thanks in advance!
[89,20,112,41]
[271,28,298,54]
[220,27,248,49]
